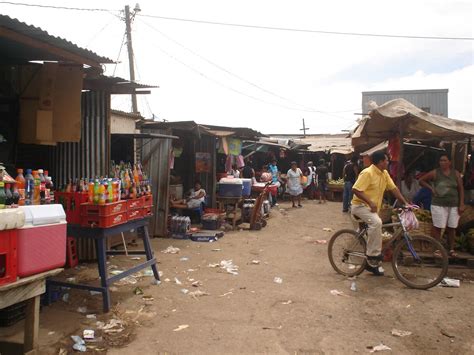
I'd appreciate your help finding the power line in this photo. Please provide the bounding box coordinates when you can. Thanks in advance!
[85,13,117,48]
[112,31,127,76]
[139,18,335,115]
[0,1,116,12]
[138,14,474,41]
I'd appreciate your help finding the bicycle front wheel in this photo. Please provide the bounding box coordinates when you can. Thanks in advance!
[392,234,448,289]
[328,229,367,277]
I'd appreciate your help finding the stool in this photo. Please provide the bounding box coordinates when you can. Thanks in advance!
[66,237,78,268]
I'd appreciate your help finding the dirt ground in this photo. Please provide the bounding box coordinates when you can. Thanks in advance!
[1,200,474,354]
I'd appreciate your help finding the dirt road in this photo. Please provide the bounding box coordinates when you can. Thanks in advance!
[2,200,473,354]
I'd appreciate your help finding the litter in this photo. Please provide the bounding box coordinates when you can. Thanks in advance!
[219,291,233,297]
[314,240,328,244]
[189,290,209,299]
[66,277,76,283]
[262,325,282,330]
[133,287,144,295]
[174,277,183,285]
[130,257,141,260]
[62,293,70,303]
[115,276,138,286]
[281,300,293,305]
[220,260,239,275]
[173,324,189,332]
[83,330,95,340]
[164,278,171,282]
[251,260,261,265]
[330,289,347,297]
[273,277,283,284]
[368,343,392,353]
[391,329,412,337]
[142,269,155,277]
[142,295,155,302]
[181,288,190,295]
[86,314,97,320]
[191,280,202,287]
[212,248,221,252]
[48,331,55,336]
[440,277,460,288]
[441,329,455,338]
[161,246,180,254]
[208,263,220,268]
[71,335,86,352]
[322,228,333,232]
[89,291,101,296]
[77,307,88,314]
[97,319,124,334]
[350,280,357,292]
[180,257,189,261]
[109,270,124,276]
[187,269,196,272]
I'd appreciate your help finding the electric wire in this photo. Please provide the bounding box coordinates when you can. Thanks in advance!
[0,1,116,12]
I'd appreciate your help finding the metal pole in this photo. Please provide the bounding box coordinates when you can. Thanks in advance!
[125,5,138,113]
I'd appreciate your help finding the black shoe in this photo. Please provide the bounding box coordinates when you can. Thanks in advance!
[365,264,385,276]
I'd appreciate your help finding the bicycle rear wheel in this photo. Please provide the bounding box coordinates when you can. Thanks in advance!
[392,234,448,289]
[328,229,367,277]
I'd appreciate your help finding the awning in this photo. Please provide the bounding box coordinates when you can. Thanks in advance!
[352,98,474,149]
[111,133,178,140]
[361,140,447,156]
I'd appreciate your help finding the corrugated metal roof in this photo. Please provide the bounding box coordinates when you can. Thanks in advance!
[0,14,113,65]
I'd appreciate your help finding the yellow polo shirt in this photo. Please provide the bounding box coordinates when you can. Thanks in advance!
[351,164,397,212]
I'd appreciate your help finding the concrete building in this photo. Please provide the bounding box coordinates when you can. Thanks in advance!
[362,89,448,116]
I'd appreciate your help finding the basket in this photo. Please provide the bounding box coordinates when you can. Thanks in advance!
[411,220,433,236]
[379,208,393,224]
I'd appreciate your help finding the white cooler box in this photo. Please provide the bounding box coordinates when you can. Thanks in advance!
[17,204,67,277]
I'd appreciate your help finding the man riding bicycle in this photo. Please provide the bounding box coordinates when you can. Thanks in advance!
[351,151,408,276]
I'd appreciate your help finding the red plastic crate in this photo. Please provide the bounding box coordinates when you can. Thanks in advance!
[81,200,127,216]
[143,205,153,217]
[143,194,153,207]
[80,212,128,228]
[0,230,17,286]
[55,192,88,224]
[126,197,144,210]
[127,208,143,221]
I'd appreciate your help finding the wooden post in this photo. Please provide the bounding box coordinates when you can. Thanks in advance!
[396,123,404,188]
[24,295,40,353]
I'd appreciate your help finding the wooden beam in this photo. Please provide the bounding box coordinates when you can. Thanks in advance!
[24,295,40,353]
[0,26,102,68]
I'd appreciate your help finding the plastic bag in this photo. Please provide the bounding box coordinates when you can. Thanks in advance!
[399,206,419,231]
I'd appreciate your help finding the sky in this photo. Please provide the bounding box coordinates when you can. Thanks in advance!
[2,0,473,134]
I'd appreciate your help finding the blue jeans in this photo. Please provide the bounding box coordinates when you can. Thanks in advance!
[342,181,353,212]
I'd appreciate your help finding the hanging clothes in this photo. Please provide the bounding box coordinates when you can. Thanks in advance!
[388,134,401,162]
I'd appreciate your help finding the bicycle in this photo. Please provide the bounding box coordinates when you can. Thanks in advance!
[328,206,449,289]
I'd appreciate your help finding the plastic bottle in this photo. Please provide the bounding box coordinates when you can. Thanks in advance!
[44,171,52,204]
[12,184,20,205]
[15,169,26,205]
[88,180,94,203]
[0,181,6,209]
[5,183,13,206]
[24,169,34,205]
[124,169,131,192]
[107,178,113,203]
[38,169,46,204]
[98,181,106,205]
[93,179,100,205]
[33,171,41,205]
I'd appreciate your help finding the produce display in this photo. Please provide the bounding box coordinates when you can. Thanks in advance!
[414,209,432,222]
[328,178,344,186]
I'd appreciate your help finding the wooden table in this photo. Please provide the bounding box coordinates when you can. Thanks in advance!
[217,196,242,230]
[0,268,63,355]
[47,218,159,313]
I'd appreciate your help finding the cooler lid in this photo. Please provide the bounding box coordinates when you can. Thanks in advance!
[219,178,243,184]
[19,204,66,226]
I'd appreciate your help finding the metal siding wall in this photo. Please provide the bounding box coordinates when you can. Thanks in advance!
[51,91,110,187]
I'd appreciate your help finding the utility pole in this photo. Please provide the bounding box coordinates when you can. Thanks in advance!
[299,118,310,137]
[124,4,139,113]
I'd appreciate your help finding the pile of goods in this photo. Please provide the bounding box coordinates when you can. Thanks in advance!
[328,178,344,189]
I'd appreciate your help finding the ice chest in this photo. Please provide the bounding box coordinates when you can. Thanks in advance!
[241,178,252,196]
[218,178,243,197]
[17,205,67,277]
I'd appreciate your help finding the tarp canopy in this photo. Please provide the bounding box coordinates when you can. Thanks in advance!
[352,98,474,150]
[297,135,353,155]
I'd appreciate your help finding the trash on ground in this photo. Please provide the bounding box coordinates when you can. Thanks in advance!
[219,291,233,297]
[350,281,357,292]
[273,277,283,284]
[83,330,95,340]
[96,319,124,334]
[368,343,392,353]
[191,280,202,287]
[391,329,412,337]
[58,348,68,355]
[208,263,220,268]
[77,307,88,314]
[173,324,189,332]
[212,248,221,252]
[330,289,347,297]
[189,290,209,299]
[133,287,144,295]
[116,276,138,286]
[89,291,101,296]
[262,325,282,330]
[322,227,333,232]
[62,293,70,303]
[281,300,293,305]
[220,260,239,275]
[180,257,189,261]
[187,269,196,272]
[142,269,155,277]
[130,257,141,260]
[314,240,328,244]
[86,314,97,320]
[181,288,189,295]
[440,277,460,288]
[164,278,171,282]
[251,260,261,265]
[109,270,124,276]
[142,295,154,302]
[161,246,180,254]
[48,331,55,336]
[71,335,86,352]
[440,329,455,338]
[66,277,76,283]
[174,277,183,285]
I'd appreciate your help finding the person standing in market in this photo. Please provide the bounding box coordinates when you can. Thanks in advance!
[287,161,304,208]
[316,159,329,204]
[305,161,317,200]
[419,153,465,257]
[351,151,408,276]
[268,159,281,206]
[342,156,359,212]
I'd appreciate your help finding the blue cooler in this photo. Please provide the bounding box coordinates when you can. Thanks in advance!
[218,178,243,197]
[241,178,252,196]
